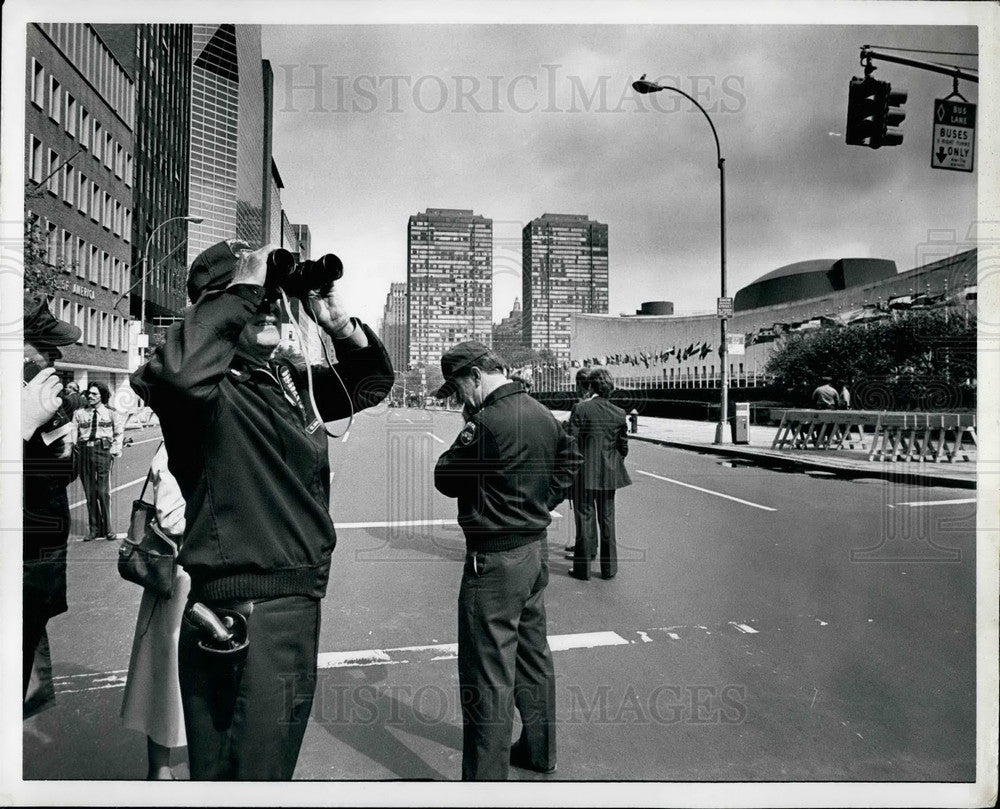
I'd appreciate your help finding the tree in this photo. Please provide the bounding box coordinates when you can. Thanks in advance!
[23,214,70,297]
[765,310,976,410]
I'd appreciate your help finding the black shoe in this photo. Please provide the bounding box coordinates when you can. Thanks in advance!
[82,535,97,542]
[601,573,616,580]
[106,533,118,541]
[567,569,590,581]
[563,545,575,553]
[510,745,556,774]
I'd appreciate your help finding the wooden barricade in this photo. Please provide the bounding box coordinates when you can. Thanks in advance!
[772,409,976,463]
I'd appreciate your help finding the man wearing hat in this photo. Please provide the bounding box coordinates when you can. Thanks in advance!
[433,341,582,780]
[131,240,393,780]
[22,294,82,712]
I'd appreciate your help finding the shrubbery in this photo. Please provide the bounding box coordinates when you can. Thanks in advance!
[764,310,976,411]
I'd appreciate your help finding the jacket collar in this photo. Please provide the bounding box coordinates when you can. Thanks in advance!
[481,381,524,409]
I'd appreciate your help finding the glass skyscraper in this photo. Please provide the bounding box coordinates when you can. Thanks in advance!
[522,213,609,365]
[407,208,493,368]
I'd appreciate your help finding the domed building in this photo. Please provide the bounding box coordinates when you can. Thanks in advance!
[733,258,897,312]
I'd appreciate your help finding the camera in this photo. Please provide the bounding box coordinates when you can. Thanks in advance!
[264,250,344,300]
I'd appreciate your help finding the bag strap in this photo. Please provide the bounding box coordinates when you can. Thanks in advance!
[137,441,164,504]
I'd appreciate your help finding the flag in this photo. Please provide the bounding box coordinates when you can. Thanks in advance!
[698,341,712,359]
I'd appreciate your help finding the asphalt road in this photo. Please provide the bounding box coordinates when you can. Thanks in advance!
[23,406,977,783]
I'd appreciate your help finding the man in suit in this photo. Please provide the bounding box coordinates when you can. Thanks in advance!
[566,368,631,581]
[564,367,593,555]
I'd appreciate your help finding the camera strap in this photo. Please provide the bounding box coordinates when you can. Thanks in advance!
[274,361,321,434]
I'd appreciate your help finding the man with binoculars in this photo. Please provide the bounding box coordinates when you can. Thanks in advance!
[131,239,393,780]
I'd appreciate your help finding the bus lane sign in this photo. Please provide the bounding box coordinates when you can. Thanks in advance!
[932,99,975,173]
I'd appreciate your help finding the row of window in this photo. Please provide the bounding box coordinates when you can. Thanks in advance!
[30,58,134,185]
[27,134,133,240]
[33,215,130,293]
[36,23,135,129]
[50,297,130,352]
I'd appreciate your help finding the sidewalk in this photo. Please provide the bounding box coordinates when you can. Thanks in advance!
[551,411,977,490]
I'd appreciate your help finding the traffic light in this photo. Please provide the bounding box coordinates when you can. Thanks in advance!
[845,76,907,149]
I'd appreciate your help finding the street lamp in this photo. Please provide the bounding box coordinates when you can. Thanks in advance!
[632,74,729,444]
[139,214,202,353]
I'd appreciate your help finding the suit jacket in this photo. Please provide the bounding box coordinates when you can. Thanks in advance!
[568,396,631,491]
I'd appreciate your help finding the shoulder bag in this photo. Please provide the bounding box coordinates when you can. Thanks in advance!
[117,455,177,598]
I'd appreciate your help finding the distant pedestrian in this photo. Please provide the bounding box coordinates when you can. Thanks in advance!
[566,368,631,580]
[73,381,123,540]
[63,381,85,412]
[811,377,838,410]
[121,444,190,780]
[564,367,594,556]
[836,379,851,410]
[433,341,581,780]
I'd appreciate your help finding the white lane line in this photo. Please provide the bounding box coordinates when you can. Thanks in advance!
[335,518,457,529]
[636,469,776,512]
[888,497,976,509]
[405,418,414,424]
[426,431,446,444]
[69,476,147,510]
[729,622,759,634]
[341,430,350,443]
[53,623,763,695]
[125,436,162,446]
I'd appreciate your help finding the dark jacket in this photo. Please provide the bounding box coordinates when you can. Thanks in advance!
[567,396,632,491]
[130,284,393,601]
[434,382,582,553]
[23,435,77,619]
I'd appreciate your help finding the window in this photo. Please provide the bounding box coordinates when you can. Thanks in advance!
[28,136,43,183]
[61,230,72,269]
[123,208,132,242]
[47,149,59,194]
[31,60,44,107]
[87,307,97,346]
[49,77,61,122]
[60,299,72,325]
[63,165,75,205]
[115,143,124,178]
[113,200,122,236]
[124,153,133,186]
[103,192,112,229]
[100,312,109,349]
[89,245,99,283]
[90,184,100,222]
[101,251,110,288]
[104,134,113,169]
[80,108,90,149]
[77,173,87,215]
[74,304,85,343]
[93,121,102,161]
[46,223,57,265]
[76,238,86,277]
[112,257,120,293]
[110,315,119,350]
[65,93,77,137]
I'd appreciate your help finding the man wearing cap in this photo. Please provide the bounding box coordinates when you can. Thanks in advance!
[131,240,393,780]
[22,294,81,711]
[433,341,582,780]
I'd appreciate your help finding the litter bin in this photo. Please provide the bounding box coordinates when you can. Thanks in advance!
[731,402,750,444]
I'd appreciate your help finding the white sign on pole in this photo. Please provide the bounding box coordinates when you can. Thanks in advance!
[717,297,734,318]
[931,99,975,173]
[727,333,745,356]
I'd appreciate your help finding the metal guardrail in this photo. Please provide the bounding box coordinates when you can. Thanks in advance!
[771,409,977,463]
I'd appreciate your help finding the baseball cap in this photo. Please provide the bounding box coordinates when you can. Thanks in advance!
[23,293,81,348]
[187,240,245,304]
[434,340,501,398]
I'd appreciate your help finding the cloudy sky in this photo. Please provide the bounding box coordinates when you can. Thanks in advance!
[262,16,980,328]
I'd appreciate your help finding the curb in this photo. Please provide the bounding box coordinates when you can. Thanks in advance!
[630,435,977,490]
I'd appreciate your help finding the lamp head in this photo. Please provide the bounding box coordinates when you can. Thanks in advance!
[632,76,663,94]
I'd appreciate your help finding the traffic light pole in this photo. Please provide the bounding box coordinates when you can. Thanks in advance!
[860,47,978,84]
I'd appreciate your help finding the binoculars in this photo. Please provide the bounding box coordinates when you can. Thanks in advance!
[265,249,344,300]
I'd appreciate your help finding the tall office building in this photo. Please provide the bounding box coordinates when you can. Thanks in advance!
[491,297,524,359]
[380,282,408,372]
[187,24,271,265]
[522,213,609,364]
[25,23,136,397]
[407,208,492,368]
[120,24,193,343]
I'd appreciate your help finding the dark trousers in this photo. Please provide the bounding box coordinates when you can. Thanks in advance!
[572,489,619,579]
[457,540,556,780]
[178,595,320,780]
[78,443,112,536]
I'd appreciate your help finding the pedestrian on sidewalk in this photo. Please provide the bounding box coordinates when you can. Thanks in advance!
[836,379,852,410]
[811,376,838,410]
[120,443,190,780]
[22,294,81,717]
[566,368,631,581]
[434,341,581,781]
[73,381,123,541]
[131,239,393,780]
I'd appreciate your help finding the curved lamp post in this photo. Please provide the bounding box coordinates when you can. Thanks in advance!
[633,75,729,444]
[139,214,203,354]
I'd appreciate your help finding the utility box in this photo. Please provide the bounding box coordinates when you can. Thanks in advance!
[731,402,750,444]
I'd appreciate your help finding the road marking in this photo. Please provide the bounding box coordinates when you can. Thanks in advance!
[636,469,776,512]
[426,431,445,444]
[405,418,414,424]
[53,622,770,695]
[125,436,162,447]
[336,518,457,529]
[888,497,976,509]
[341,430,350,443]
[69,476,146,511]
